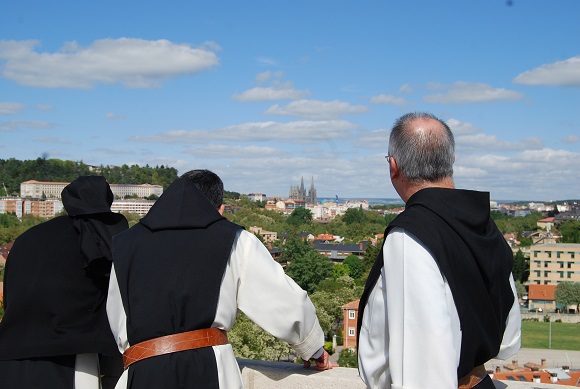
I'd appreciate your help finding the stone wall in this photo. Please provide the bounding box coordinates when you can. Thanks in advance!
[237,359,571,388]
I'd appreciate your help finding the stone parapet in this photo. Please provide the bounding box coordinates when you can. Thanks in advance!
[237,359,572,388]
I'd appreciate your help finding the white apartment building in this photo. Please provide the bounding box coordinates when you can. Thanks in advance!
[528,243,580,285]
[20,180,69,199]
[20,180,163,199]
[110,199,155,216]
[109,184,163,198]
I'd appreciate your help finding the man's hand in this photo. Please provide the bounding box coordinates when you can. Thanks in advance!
[303,350,336,370]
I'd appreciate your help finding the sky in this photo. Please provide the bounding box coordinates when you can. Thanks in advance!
[1,0,579,201]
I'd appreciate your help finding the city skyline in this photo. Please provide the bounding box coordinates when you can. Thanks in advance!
[1,1,579,201]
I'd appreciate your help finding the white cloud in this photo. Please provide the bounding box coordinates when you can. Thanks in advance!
[398,84,413,94]
[256,57,278,66]
[453,147,580,200]
[233,72,310,102]
[184,144,282,158]
[446,118,481,135]
[35,136,68,143]
[0,120,53,131]
[0,102,25,115]
[256,70,283,84]
[448,118,544,151]
[423,82,524,104]
[563,135,579,144]
[0,38,219,89]
[370,94,407,105]
[130,120,358,144]
[357,129,389,150]
[513,56,580,86]
[263,99,369,119]
[233,82,310,102]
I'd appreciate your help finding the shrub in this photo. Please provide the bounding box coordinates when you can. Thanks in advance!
[337,348,358,368]
[324,341,334,355]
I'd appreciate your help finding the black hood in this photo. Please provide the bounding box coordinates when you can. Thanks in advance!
[62,176,114,216]
[405,188,502,285]
[140,177,224,231]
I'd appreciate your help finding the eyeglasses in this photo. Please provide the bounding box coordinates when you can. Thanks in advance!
[385,155,392,162]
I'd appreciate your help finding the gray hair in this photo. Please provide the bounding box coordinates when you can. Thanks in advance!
[388,112,455,183]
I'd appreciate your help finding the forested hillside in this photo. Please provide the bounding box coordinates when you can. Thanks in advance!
[0,158,178,195]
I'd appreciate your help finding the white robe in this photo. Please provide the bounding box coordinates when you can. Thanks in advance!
[358,227,521,389]
[107,229,324,389]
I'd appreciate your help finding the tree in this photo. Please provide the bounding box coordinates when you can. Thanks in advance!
[0,214,19,228]
[286,208,312,227]
[285,251,333,294]
[342,207,365,225]
[337,347,358,368]
[515,280,526,300]
[343,254,363,279]
[559,220,580,243]
[512,250,528,283]
[281,236,313,263]
[332,263,350,279]
[555,282,580,313]
[360,241,382,282]
[228,313,294,361]
[310,276,362,336]
[335,326,344,346]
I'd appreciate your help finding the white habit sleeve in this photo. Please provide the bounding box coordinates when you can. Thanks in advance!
[359,228,460,389]
[228,230,324,360]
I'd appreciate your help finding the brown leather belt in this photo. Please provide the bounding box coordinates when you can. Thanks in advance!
[458,365,488,389]
[123,328,228,369]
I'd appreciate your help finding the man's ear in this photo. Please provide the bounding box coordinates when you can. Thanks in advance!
[389,157,399,181]
[218,204,225,215]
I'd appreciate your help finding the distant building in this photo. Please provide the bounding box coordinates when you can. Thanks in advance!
[528,243,580,285]
[20,180,163,199]
[110,199,155,216]
[537,217,555,232]
[248,226,278,243]
[0,197,63,218]
[109,183,163,199]
[341,299,360,350]
[289,177,317,206]
[527,284,556,313]
[246,193,267,202]
[20,180,69,199]
[313,241,368,262]
[554,204,580,223]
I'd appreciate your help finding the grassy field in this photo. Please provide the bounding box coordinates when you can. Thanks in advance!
[521,320,580,350]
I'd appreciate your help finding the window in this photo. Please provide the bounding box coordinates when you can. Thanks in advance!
[348,310,355,320]
[535,261,541,268]
[544,261,550,268]
[534,252,538,258]
[558,261,564,268]
[557,252,561,259]
[568,262,573,269]
[544,271,549,277]
[349,327,355,337]
[568,272,573,279]
[548,252,552,258]
[558,271,564,278]
[572,252,576,259]
[535,271,541,277]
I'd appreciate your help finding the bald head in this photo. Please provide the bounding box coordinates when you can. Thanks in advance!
[388,112,455,184]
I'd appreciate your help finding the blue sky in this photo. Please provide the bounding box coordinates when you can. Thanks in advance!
[1,0,579,201]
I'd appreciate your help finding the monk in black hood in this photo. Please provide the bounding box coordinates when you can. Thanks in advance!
[0,176,128,389]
